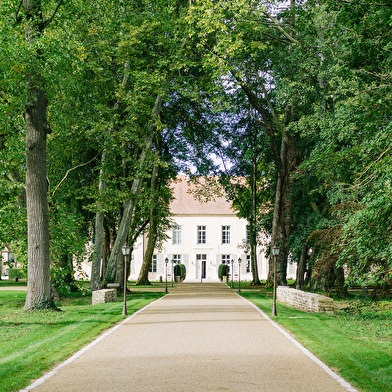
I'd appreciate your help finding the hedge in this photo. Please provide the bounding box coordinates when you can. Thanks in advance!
[8,268,25,281]
[174,263,186,280]
[218,264,230,281]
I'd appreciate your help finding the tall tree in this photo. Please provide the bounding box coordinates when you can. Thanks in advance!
[293,0,392,290]
[16,0,65,310]
[188,0,309,284]
[217,116,274,286]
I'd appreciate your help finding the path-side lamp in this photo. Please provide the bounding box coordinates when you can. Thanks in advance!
[122,244,130,316]
[271,245,280,317]
[238,257,242,293]
[165,257,169,293]
[231,259,234,289]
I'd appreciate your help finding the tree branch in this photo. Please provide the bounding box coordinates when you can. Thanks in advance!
[334,0,392,7]
[14,0,23,23]
[46,0,65,27]
[51,153,99,197]
[254,72,288,144]
[230,70,282,171]
[261,11,300,46]
[218,152,248,220]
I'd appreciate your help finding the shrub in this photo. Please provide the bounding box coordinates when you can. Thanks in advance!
[174,263,186,280]
[218,264,230,281]
[8,268,25,281]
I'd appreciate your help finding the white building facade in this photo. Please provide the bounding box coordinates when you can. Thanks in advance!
[129,176,273,282]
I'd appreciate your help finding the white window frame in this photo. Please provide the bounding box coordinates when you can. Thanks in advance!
[222,226,231,244]
[197,225,206,244]
[173,254,182,264]
[149,255,157,273]
[221,254,231,264]
[246,254,251,273]
[172,225,182,245]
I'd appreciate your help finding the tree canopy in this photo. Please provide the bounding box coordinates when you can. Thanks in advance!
[0,0,391,302]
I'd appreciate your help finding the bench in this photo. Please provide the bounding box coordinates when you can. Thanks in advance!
[107,283,120,288]
[277,286,334,313]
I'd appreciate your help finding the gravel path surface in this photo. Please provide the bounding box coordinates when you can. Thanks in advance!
[22,283,356,392]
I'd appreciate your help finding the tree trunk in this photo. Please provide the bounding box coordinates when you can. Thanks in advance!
[91,210,104,290]
[104,94,162,285]
[250,157,261,285]
[91,150,107,291]
[23,0,53,310]
[24,83,52,310]
[296,244,308,288]
[93,63,130,289]
[136,213,158,286]
[334,265,347,298]
[267,136,297,286]
[135,156,160,285]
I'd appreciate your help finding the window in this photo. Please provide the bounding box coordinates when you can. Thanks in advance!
[197,225,206,244]
[173,254,182,264]
[149,255,157,273]
[221,254,231,264]
[172,225,182,245]
[246,254,251,273]
[222,226,231,244]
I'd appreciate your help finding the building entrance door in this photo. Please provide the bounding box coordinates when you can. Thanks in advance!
[196,254,207,281]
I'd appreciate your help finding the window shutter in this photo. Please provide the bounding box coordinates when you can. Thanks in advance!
[241,254,246,274]
[157,254,164,274]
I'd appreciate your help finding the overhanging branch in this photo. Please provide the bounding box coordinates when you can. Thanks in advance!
[14,0,23,23]
[51,153,99,197]
[46,0,65,26]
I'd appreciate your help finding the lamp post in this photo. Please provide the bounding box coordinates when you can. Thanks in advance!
[165,257,169,293]
[121,244,130,316]
[231,259,234,289]
[238,257,242,293]
[271,245,280,317]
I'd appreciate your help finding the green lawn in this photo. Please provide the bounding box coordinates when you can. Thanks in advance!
[0,278,27,286]
[241,291,392,392]
[0,289,165,392]
[2,281,391,392]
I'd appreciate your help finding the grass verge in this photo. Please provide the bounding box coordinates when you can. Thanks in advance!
[241,291,392,392]
[0,279,27,287]
[0,290,165,392]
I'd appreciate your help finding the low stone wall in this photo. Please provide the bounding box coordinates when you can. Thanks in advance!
[92,289,117,305]
[277,286,334,313]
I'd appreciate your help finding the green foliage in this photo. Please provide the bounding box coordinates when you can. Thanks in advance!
[8,268,25,281]
[218,263,230,281]
[1,0,392,293]
[31,295,58,312]
[287,0,392,287]
[174,263,186,280]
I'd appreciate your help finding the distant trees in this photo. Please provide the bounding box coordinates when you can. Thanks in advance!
[187,0,392,291]
[292,0,392,292]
